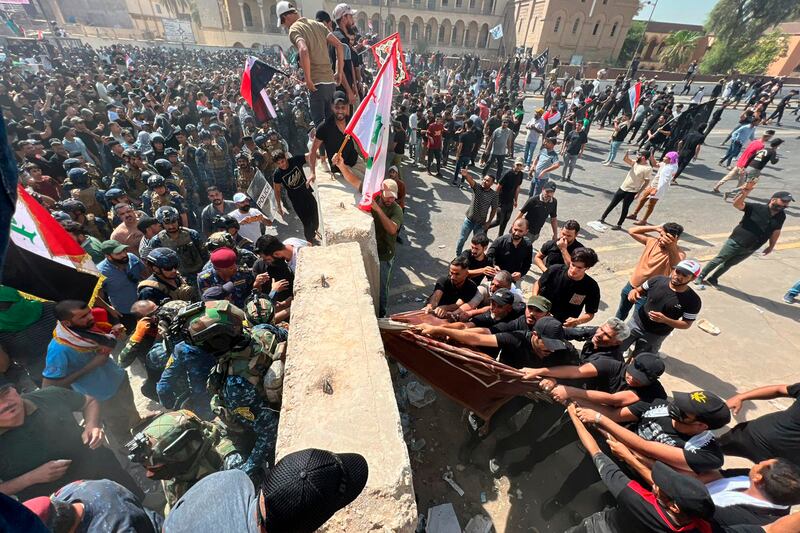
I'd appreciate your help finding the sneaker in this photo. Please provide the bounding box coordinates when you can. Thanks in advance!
[783,293,796,304]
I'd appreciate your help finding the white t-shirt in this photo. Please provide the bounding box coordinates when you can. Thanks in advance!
[283,237,310,272]
[525,117,546,144]
[229,208,265,243]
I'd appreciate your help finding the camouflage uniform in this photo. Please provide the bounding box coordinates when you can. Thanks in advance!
[81,214,111,240]
[111,164,156,204]
[197,268,255,308]
[142,189,187,218]
[137,274,198,304]
[233,167,264,194]
[63,185,107,218]
[195,142,234,197]
[148,228,208,286]
[125,410,241,510]
[156,340,215,420]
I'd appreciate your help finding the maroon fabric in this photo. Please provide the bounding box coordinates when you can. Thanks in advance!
[382,311,542,420]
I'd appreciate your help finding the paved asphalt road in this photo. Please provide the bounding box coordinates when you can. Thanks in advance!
[387,93,800,312]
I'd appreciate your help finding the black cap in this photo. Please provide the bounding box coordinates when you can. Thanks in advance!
[652,461,715,519]
[490,288,515,306]
[533,316,567,352]
[542,181,557,192]
[262,448,368,532]
[772,191,794,202]
[626,353,665,386]
[672,390,731,429]
[315,10,331,23]
[333,91,347,104]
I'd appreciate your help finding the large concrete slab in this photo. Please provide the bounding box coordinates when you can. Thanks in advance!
[276,242,417,532]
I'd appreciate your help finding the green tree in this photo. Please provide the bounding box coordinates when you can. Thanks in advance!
[658,30,703,71]
[701,0,800,73]
[617,20,646,65]
[736,29,789,74]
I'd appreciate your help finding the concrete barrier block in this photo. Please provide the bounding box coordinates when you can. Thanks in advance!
[316,180,380,314]
[276,242,417,532]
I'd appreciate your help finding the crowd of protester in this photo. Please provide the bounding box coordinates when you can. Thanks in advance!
[0,0,799,530]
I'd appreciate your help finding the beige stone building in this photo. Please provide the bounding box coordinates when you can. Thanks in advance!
[509,0,640,63]
[637,20,709,71]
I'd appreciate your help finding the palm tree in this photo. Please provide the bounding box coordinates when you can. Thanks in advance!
[659,30,703,71]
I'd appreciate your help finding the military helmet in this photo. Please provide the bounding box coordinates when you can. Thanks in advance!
[124,410,208,479]
[179,300,247,353]
[147,175,166,189]
[150,132,165,145]
[123,148,142,159]
[66,167,89,187]
[245,296,274,326]
[198,129,212,140]
[206,231,236,252]
[105,187,126,200]
[156,205,180,224]
[234,152,250,162]
[164,147,178,157]
[60,199,86,214]
[63,157,82,172]
[154,158,173,175]
[211,214,240,232]
[146,247,180,270]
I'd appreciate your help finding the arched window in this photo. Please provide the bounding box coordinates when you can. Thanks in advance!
[554,16,561,33]
[411,23,419,40]
[438,25,445,43]
[571,17,580,35]
[610,21,618,37]
[592,22,599,35]
[398,21,406,40]
[243,3,253,27]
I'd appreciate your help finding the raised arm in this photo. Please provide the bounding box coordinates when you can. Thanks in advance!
[727,383,792,415]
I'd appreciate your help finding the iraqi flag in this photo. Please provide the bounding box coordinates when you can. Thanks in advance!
[345,39,398,212]
[240,56,283,122]
[4,186,103,303]
[626,82,642,115]
[125,53,133,70]
[494,69,502,93]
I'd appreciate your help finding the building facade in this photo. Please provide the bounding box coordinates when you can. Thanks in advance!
[510,0,639,63]
[637,20,709,71]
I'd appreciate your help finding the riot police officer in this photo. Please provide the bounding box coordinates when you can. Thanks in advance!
[62,167,107,218]
[142,174,188,226]
[149,206,207,286]
[211,215,255,253]
[60,198,110,240]
[111,148,156,204]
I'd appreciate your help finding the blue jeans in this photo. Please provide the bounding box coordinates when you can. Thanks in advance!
[615,281,647,320]
[379,257,395,318]
[529,170,550,198]
[456,218,485,256]
[523,140,538,166]
[452,155,471,184]
[720,140,742,166]
[606,141,623,163]
[787,280,800,298]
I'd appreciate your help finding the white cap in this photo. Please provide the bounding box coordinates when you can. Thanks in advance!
[332,3,357,20]
[233,192,249,203]
[676,259,701,277]
[276,1,296,27]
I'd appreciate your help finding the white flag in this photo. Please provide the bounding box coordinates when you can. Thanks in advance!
[490,24,503,40]
[345,40,398,211]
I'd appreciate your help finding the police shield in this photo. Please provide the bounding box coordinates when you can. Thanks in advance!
[246,172,278,219]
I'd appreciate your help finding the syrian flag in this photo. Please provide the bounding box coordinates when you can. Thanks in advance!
[627,81,642,115]
[279,47,290,69]
[4,186,103,303]
[494,69,502,93]
[345,40,398,212]
[240,56,283,122]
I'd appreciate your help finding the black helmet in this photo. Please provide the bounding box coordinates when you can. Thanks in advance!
[66,167,89,187]
[147,175,166,189]
[211,214,240,232]
[123,148,142,159]
[164,147,178,157]
[154,158,173,176]
[185,124,197,133]
[155,206,180,224]
[60,199,86,214]
[105,187,126,200]
[234,152,250,162]
[206,231,237,252]
[254,135,267,146]
[63,158,82,172]
[146,247,180,269]
[150,133,165,145]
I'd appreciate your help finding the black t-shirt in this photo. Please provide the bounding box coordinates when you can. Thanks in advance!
[747,147,778,171]
[724,383,800,466]
[537,264,600,323]
[565,129,588,155]
[539,238,583,268]
[273,154,308,191]
[495,329,577,369]
[330,29,355,87]
[629,398,725,473]
[431,276,478,306]
[252,258,293,301]
[612,123,629,142]
[588,357,667,403]
[637,275,702,335]
[648,122,672,144]
[393,129,406,155]
[471,303,525,328]
[460,250,491,285]
[729,203,786,249]
[680,131,706,155]
[458,129,478,156]
[519,196,557,235]
[712,469,791,527]
[316,115,359,171]
[396,112,409,132]
[497,170,523,206]
[489,314,529,334]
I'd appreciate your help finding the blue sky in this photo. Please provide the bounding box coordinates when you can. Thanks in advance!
[635,0,717,26]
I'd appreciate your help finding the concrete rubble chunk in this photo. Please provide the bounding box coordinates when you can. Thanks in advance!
[276,242,417,532]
